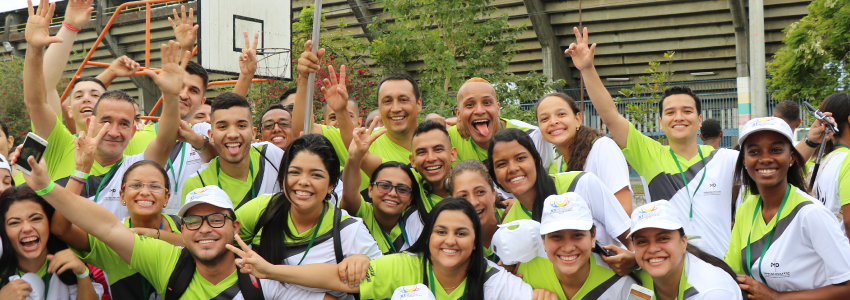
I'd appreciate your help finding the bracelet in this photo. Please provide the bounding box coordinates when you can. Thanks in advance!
[155,228,161,239]
[69,176,86,185]
[35,181,55,196]
[63,21,81,32]
[193,136,209,153]
[76,266,89,279]
[73,170,89,180]
[805,137,822,148]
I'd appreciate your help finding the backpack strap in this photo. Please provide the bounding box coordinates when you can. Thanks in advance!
[237,269,265,300]
[167,214,183,229]
[333,204,344,263]
[236,146,269,210]
[253,145,280,173]
[197,171,206,187]
[164,248,196,300]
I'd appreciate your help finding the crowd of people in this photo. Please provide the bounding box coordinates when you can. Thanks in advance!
[2,1,850,299]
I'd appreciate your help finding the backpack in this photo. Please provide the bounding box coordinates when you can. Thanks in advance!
[164,248,264,300]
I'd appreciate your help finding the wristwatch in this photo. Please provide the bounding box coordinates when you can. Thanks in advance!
[193,136,210,153]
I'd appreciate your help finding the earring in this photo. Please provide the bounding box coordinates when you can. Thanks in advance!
[576,127,579,131]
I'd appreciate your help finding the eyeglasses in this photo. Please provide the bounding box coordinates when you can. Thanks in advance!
[282,103,294,111]
[123,181,167,194]
[262,120,291,131]
[372,181,413,198]
[183,213,233,230]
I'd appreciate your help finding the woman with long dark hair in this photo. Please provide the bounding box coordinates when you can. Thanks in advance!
[227,198,557,300]
[341,127,427,254]
[725,117,850,298]
[0,187,100,299]
[486,129,631,248]
[811,93,850,239]
[535,92,633,215]
[445,159,505,263]
[236,134,381,299]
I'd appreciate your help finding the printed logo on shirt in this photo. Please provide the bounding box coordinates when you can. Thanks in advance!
[763,259,791,278]
[365,265,375,283]
[703,181,721,196]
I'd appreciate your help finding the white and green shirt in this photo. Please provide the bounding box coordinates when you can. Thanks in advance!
[4,260,105,300]
[637,252,742,300]
[811,146,850,232]
[69,153,146,220]
[622,121,739,258]
[725,186,850,291]
[352,196,424,254]
[548,136,632,196]
[161,122,211,215]
[72,214,181,300]
[129,235,318,300]
[518,254,635,300]
[182,142,283,209]
[502,171,631,248]
[236,194,383,299]
[449,118,555,170]
[360,252,533,300]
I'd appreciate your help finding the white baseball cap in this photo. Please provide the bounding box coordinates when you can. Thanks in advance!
[628,200,683,238]
[178,186,235,218]
[0,154,11,174]
[391,284,436,300]
[738,117,794,146]
[540,193,594,235]
[491,219,546,265]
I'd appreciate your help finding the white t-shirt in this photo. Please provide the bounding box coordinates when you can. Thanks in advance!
[811,148,850,232]
[481,260,535,300]
[162,122,211,215]
[563,172,632,248]
[7,272,106,300]
[551,136,633,194]
[682,253,743,300]
[78,153,146,220]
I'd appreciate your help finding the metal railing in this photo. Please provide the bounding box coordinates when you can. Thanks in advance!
[1,0,189,34]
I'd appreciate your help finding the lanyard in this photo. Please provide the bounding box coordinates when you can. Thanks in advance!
[17,264,50,298]
[378,217,410,253]
[425,194,435,208]
[669,148,706,222]
[835,144,850,150]
[558,157,566,173]
[128,217,161,298]
[520,204,532,219]
[215,156,256,200]
[427,262,467,299]
[297,204,327,265]
[745,184,791,288]
[93,158,124,203]
[167,144,187,192]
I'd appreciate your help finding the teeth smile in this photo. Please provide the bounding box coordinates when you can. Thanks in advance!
[391,116,404,121]
[21,237,37,243]
[473,120,488,124]
[509,176,525,183]
[426,166,441,171]
[198,239,215,244]
[476,209,484,215]
[272,137,284,142]
[558,255,578,261]
[382,199,400,206]
[137,200,154,206]
[550,129,565,135]
[225,143,241,147]
[442,249,458,254]
[295,191,312,196]
[649,258,666,263]
[758,169,777,175]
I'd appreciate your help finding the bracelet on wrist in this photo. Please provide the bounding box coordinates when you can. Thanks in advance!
[73,169,89,180]
[76,266,89,279]
[69,176,86,185]
[805,137,822,148]
[63,21,81,32]
[35,181,56,196]
[193,136,209,153]
[155,228,161,239]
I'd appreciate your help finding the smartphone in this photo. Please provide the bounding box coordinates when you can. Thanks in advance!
[627,284,653,300]
[595,241,616,257]
[14,132,48,175]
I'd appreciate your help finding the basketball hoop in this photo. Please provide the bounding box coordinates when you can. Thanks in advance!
[255,47,291,80]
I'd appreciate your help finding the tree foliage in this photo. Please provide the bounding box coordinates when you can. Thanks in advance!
[368,0,564,122]
[767,0,849,104]
[615,51,676,134]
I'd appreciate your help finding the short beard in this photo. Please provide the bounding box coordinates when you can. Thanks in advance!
[192,246,230,267]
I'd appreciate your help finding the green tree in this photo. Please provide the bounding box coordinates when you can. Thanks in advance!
[368,0,563,122]
[615,51,676,134]
[767,0,849,103]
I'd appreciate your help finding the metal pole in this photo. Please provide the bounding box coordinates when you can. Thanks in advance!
[303,0,323,135]
[748,0,767,118]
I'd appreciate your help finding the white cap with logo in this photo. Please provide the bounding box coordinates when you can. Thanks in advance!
[0,154,11,174]
[738,117,794,146]
[391,283,436,300]
[540,192,594,234]
[628,200,683,238]
[491,219,547,265]
[178,186,235,218]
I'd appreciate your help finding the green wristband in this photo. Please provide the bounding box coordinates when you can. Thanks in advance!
[35,181,55,196]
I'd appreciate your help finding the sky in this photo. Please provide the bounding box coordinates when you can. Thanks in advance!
[0,0,64,14]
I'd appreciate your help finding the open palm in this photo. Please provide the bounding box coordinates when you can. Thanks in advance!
[145,41,190,96]
[64,0,94,29]
[26,0,64,48]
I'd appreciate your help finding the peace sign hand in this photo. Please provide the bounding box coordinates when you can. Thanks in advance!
[565,27,597,72]
[168,6,198,53]
[239,31,259,76]
[349,118,386,161]
[320,65,350,114]
[226,234,275,279]
[75,116,110,172]
[25,0,64,49]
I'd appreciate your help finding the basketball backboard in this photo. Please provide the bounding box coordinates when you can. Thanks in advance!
[198,0,292,80]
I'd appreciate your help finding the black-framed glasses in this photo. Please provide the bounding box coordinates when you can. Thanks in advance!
[123,181,167,194]
[372,181,413,198]
[261,120,291,131]
[282,103,294,111]
[183,213,233,230]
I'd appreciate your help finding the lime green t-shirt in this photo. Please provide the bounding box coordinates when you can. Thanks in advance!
[42,116,122,180]
[236,194,349,246]
[364,133,413,190]
[361,253,469,300]
[412,170,444,212]
[518,255,623,300]
[448,118,532,163]
[635,262,697,300]
[502,171,584,223]
[124,122,157,156]
[181,147,263,208]
[353,196,411,254]
[129,235,241,299]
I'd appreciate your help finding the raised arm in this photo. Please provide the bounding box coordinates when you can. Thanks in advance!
[20,154,135,264]
[143,41,191,166]
[233,32,258,97]
[95,56,142,88]
[168,5,198,57]
[322,65,355,147]
[292,40,324,136]
[24,0,66,139]
[342,125,386,213]
[566,27,630,148]
[43,0,93,117]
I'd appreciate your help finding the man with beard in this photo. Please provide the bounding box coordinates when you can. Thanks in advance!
[450,78,554,169]
[182,93,284,209]
[23,0,184,218]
